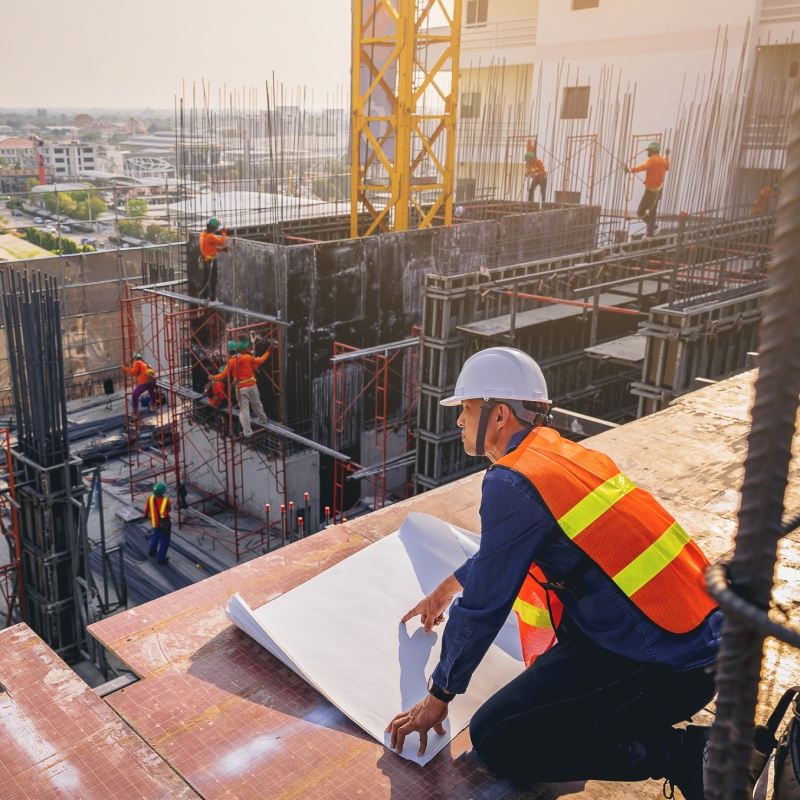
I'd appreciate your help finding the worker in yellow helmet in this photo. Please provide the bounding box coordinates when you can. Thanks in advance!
[524,140,547,207]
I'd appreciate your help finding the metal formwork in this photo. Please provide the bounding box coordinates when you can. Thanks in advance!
[415,212,776,491]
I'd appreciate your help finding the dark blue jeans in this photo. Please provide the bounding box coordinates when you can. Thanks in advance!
[149,526,171,561]
[469,623,715,786]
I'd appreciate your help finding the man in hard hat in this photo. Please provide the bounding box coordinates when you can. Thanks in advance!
[624,141,670,239]
[751,182,779,214]
[198,217,227,307]
[387,347,721,800]
[524,141,547,207]
[122,353,156,418]
[212,339,271,438]
[145,482,172,565]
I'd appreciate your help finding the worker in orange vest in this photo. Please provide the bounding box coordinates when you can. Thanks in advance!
[122,353,156,417]
[752,182,778,214]
[144,482,172,565]
[198,217,227,306]
[387,347,724,800]
[624,141,671,238]
[212,339,271,437]
[524,139,547,207]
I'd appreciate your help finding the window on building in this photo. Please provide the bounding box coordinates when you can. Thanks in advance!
[572,0,599,8]
[466,0,488,25]
[460,91,482,119]
[55,148,64,154]
[562,86,590,119]
[55,157,65,163]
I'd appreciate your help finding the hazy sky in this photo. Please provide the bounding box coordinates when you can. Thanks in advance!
[5,0,352,110]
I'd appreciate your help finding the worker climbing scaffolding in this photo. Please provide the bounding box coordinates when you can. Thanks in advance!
[212,339,272,437]
[122,352,157,418]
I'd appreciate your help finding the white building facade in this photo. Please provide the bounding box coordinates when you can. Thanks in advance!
[454,0,800,216]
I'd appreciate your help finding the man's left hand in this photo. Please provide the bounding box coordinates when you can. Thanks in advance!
[386,694,449,756]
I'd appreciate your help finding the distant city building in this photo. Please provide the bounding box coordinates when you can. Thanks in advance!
[74,114,94,129]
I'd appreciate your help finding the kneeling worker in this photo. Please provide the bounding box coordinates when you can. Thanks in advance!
[387,347,722,800]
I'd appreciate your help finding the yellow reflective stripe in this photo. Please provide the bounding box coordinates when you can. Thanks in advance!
[159,497,169,518]
[512,597,553,629]
[557,472,637,540]
[612,522,690,597]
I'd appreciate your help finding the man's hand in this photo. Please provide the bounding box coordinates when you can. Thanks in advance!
[386,694,449,756]
[623,165,630,173]
[665,148,671,157]
[401,574,462,633]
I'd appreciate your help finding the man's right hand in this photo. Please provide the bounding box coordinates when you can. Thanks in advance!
[401,574,462,632]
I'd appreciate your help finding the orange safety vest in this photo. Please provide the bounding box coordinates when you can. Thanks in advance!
[147,495,169,528]
[496,426,717,667]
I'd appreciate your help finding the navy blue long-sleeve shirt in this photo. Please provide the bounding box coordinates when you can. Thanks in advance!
[431,431,723,695]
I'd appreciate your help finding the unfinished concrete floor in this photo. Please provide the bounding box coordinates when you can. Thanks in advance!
[1,370,798,798]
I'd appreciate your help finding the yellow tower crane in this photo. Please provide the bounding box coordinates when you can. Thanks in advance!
[351,0,462,237]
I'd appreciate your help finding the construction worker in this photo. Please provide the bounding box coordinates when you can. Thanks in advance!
[122,353,156,418]
[206,374,229,409]
[524,139,547,207]
[212,339,270,438]
[752,182,778,214]
[145,482,172,565]
[198,217,227,306]
[624,141,670,238]
[386,347,722,800]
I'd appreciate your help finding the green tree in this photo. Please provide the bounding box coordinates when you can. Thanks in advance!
[72,191,107,220]
[119,219,144,238]
[126,198,149,219]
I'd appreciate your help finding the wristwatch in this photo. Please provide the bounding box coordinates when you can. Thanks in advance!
[428,681,455,703]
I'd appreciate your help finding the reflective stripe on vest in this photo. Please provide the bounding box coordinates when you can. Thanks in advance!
[148,496,169,528]
[510,564,563,668]
[498,427,717,635]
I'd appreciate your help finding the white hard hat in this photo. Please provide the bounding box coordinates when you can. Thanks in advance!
[455,205,465,217]
[441,347,550,406]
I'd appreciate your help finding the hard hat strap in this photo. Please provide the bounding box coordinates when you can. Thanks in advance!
[475,400,493,457]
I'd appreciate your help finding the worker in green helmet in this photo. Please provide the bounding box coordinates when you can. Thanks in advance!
[623,140,671,239]
[199,217,227,307]
[524,139,547,208]
[145,482,172,564]
[122,352,156,418]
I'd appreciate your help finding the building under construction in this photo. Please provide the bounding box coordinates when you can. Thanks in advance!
[0,0,798,797]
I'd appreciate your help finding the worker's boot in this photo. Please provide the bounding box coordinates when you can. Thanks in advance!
[663,725,710,800]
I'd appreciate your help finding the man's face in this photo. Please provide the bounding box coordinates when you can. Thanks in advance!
[457,398,487,456]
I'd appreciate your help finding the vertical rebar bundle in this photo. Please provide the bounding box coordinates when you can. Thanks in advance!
[706,68,800,800]
[0,268,70,467]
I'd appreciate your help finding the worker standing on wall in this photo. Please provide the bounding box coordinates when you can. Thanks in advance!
[624,141,670,238]
[387,347,724,800]
[199,217,227,307]
[212,339,271,438]
[524,139,547,207]
[145,482,172,565]
[122,353,156,418]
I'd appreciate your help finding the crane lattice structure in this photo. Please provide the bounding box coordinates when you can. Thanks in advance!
[351,0,462,236]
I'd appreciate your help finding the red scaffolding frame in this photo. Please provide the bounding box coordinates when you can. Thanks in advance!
[120,285,290,561]
[0,428,21,627]
[332,332,420,524]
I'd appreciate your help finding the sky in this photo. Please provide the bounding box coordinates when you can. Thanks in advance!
[5,0,352,110]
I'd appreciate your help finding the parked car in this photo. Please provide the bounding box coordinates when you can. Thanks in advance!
[61,225,71,233]
[34,217,44,224]
[44,226,57,233]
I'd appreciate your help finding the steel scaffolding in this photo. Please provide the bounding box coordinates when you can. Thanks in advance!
[120,284,291,561]
[332,333,420,523]
[0,429,21,627]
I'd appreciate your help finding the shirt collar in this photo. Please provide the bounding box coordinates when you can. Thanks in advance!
[506,428,530,455]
